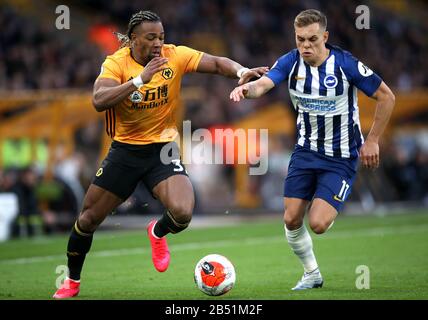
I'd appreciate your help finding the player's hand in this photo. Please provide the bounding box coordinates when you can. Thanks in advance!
[238,67,269,85]
[140,57,169,83]
[230,84,250,102]
[359,139,380,169]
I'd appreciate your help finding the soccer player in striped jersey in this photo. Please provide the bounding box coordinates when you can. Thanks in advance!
[230,9,395,290]
[53,10,268,299]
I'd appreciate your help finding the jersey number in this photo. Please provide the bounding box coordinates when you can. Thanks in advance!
[338,180,350,200]
[172,159,184,172]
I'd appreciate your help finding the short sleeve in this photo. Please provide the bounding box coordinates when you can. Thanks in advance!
[97,57,122,83]
[266,50,298,86]
[175,45,204,73]
[342,53,382,97]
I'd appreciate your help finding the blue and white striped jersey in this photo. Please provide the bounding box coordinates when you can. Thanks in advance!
[266,43,382,159]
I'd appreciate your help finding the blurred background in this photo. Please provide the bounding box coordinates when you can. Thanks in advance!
[0,0,427,240]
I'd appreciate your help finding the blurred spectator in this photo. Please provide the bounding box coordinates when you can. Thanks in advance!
[1,0,427,92]
[414,148,428,201]
[382,136,428,202]
[0,165,79,237]
[36,176,79,233]
[260,135,293,211]
[1,138,48,170]
[54,151,86,210]
[0,5,103,90]
[11,167,40,237]
[0,0,427,217]
[0,170,19,241]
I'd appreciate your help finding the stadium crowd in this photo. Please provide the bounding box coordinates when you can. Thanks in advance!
[0,0,427,237]
[1,1,427,92]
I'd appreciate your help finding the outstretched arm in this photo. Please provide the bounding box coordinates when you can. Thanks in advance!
[229,76,275,102]
[359,81,395,169]
[196,53,269,85]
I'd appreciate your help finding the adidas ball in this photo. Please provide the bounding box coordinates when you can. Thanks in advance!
[194,254,236,296]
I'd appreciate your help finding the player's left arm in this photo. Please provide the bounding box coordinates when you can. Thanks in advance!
[360,81,395,169]
[196,53,269,85]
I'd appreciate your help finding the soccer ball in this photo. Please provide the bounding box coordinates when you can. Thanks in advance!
[194,254,236,296]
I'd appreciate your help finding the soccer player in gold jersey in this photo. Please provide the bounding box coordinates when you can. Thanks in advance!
[53,10,268,298]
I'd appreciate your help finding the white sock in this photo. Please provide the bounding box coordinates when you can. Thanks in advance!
[285,224,319,273]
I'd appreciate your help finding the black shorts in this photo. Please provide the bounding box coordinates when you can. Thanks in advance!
[92,141,188,200]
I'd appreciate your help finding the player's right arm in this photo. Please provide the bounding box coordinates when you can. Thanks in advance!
[92,78,137,112]
[230,50,296,102]
[229,76,275,102]
[92,57,168,112]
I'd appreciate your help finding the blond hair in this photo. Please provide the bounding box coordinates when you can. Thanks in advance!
[294,9,327,30]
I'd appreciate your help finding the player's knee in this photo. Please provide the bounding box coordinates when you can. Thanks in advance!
[283,210,303,230]
[309,219,330,234]
[78,210,100,233]
[168,201,193,225]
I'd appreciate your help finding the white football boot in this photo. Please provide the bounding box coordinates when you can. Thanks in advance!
[292,268,323,290]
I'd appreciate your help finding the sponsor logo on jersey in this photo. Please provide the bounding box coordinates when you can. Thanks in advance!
[295,96,336,112]
[357,61,374,77]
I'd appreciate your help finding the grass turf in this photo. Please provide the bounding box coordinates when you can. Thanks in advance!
[0,210,427,300]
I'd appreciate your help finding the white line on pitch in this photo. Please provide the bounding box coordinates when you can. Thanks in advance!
[1,224,427,266]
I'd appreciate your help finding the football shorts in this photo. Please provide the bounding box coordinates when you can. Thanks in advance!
[92,141,188,200]
[284,146,357,212]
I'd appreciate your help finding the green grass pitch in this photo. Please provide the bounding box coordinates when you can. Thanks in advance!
[1,210,427,300]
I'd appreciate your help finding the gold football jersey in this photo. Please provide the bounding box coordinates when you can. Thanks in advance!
[98,44,203,144]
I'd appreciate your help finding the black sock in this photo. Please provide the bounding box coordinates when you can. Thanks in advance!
[153,210,190,238]
[66,221,93,281]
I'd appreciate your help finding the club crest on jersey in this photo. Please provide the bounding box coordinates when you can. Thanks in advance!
[129,90,143,103]
[162,67,174,80]
[324,74,338,88]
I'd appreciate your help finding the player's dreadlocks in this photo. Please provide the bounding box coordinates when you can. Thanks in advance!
[115,10,161,48]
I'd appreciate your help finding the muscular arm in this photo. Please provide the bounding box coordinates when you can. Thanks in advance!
[92,57,168,112]
[366,81,395,143]
[196,53,243,78]
[196,53,269,84]
[92,78,137,112]
[229,76,275,102]
[359,81,395,168]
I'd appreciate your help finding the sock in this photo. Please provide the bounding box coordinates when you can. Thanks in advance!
[285,224,319,273]
[66,277,80,283]
[153,210,190,238]
[66,221,93,281]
